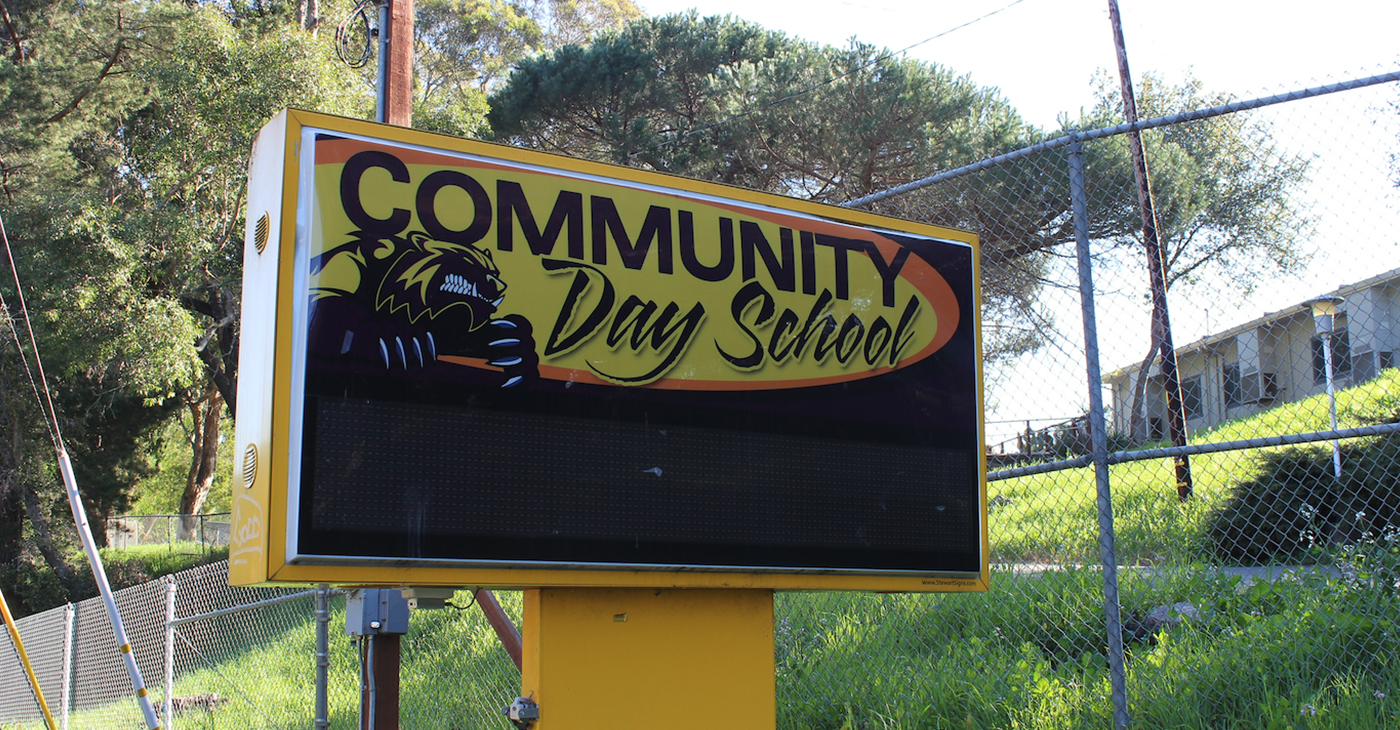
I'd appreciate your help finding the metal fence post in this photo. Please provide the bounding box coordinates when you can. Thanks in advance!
[315,585,330,729]
[164,576,177,729]
[61,603,74,730]
[1068,138,1130,730]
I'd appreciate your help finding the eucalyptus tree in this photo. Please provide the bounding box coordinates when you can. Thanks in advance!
[408,0,641,138]
[0,0,365,608]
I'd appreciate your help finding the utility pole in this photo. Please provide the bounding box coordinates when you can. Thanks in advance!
[374,0,413,126]
[365,12,524,725]
[1106,0,1193,500]
[364,2,413,726]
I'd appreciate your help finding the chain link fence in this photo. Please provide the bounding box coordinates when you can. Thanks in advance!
[3,68,1400,729]
[0,562,523,729]
[105,515,231,554]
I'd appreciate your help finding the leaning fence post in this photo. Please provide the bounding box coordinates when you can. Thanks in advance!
[315,585,330,729]
[164,576,177,729]
[1068,137,1130,730]
[61,603,74,730]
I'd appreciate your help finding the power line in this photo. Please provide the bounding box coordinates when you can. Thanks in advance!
[625,0,1033,160]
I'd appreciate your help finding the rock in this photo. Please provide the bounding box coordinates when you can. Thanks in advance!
[1123,601,1202,645]
[1144,601,1199,631]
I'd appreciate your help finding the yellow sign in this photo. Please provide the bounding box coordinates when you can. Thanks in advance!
[231,109,988,592]
[308,137,960,390]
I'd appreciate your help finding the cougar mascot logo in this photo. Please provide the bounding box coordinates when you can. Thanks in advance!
[307,229,539,388]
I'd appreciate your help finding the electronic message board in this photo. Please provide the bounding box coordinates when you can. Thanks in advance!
[230,109,987,591]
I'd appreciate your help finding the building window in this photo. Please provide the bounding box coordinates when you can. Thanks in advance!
[1223,362,1242,407]
[1311,329,1351,384]
[1381,351,1395,371]
[1354,349,1376,383]
[1181,375,1203,420]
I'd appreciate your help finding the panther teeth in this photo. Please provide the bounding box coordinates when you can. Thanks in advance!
[441,273,489,301]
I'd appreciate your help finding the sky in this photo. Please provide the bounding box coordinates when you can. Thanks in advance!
[635,0,1400,442]
[636,0,1400,130]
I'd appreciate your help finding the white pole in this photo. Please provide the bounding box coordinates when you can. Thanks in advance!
[163,578,177,729]
[57,449,163,729]
[61,603,73,730]
[1321,332,1342,479]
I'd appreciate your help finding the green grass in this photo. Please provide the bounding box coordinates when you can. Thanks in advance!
[34,371,1400,729]
[778,565,1400,729]
[36,566,1400,729]
[100,543,229,574]
[988,369,1400,565]
[41,590,522,730]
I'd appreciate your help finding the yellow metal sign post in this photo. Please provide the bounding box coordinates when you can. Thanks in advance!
[522,589,775,729]
[236,109,987,727]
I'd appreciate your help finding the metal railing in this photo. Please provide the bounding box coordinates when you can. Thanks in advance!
[106,514,231,554]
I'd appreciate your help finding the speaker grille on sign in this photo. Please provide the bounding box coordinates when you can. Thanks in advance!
[254,213,270,254]
[243,444,258,488]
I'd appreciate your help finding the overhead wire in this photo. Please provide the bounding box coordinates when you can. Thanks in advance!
[335,0,379,69]
[624,0,1033,161]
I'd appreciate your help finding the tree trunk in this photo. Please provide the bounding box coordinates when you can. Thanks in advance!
[1128,339,1159,444]
[21,483,76,589]
[0,484,21,565]
[178,385,222,520]
[180,286,238,419]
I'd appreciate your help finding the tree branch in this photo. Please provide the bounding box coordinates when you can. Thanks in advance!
[194,342,236,419]
[178,293,216,318]
[0,0,24,63]
[45,37,128,124]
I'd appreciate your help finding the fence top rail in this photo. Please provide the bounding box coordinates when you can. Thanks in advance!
[987,422,1399,482]
[170,588,330,627]
[111,513,231,520]
[1105,422,1400,465]
[842,69,1400,209]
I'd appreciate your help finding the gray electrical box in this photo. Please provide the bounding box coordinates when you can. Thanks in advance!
[345,588,410,636]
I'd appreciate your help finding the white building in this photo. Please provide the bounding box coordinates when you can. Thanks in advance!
[1105,266,1400,439]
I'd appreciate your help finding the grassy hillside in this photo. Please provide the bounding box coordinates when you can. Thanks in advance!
[989,369,1400,565]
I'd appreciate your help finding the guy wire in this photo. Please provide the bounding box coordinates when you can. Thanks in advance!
[0,207,61,450]
[1,204,165,729]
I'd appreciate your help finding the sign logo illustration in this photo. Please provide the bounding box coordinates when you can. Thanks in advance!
[307,142,964,392]
[308,227,540,388]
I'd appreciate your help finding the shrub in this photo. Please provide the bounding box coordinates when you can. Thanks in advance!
[1209,434,1400,563]
[0,546,229,618]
